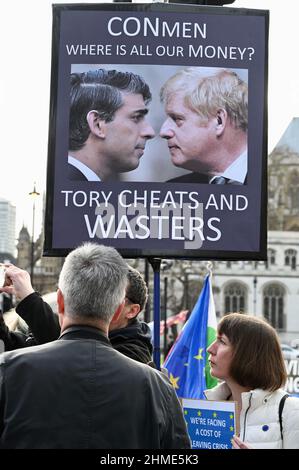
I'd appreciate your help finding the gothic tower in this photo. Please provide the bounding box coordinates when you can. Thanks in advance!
[16,225,31,270]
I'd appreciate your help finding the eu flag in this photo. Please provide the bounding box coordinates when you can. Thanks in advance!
[163,274,218,399]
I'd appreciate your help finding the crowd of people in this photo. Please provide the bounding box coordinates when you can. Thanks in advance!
[0,243,299,449]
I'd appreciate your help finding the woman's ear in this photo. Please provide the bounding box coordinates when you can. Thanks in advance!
[86,110,106,139]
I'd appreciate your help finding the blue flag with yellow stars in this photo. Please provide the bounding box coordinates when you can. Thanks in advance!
[163,274,218,399]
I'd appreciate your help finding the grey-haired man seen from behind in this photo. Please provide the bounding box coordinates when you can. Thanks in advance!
[0,243,190,449]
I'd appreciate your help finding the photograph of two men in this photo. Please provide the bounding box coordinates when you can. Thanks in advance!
[68,64,248,185]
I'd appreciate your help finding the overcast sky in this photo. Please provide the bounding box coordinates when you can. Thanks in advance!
[0,0,298,240]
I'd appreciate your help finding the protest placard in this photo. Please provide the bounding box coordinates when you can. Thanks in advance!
[182,398,238,449]
[45,3,268,260]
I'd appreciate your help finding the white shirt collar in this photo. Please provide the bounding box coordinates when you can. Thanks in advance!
[68,155,101,182]
[209,150,247,184]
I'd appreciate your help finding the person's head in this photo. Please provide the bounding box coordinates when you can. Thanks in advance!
[160,67,248,174]
[69,69,155,178]
[207,313,287,392]
[109,265,148,331]
[57,243,128,332]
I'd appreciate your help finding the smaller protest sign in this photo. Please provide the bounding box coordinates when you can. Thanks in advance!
[182,398,238,450]
[285,359,299,397]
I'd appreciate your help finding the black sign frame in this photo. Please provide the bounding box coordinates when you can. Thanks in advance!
[45,2,268,260]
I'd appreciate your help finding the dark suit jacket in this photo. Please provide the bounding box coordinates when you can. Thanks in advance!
[167,172,210,183]
[68,163,89,181]
[0,325,190,449]
[167,172,247,185]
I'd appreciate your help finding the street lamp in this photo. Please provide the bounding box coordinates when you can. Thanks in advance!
[29,183,40,286]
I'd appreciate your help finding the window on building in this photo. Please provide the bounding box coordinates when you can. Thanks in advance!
[263,284,286,330]
[268,249,276,265]
[285,249,297,270]
[289,171,299,213]
[224,283,247,314]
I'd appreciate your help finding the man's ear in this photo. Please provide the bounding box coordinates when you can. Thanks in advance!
[57,288,65,315]
[111,300,126,324]
[86,110,106,139]
[215,109,227,136]
[125,304,141,321]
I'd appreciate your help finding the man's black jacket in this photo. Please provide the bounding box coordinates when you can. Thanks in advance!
[0,326,190,449]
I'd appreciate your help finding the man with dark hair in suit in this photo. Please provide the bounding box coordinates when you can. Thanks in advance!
[68,68,155,181]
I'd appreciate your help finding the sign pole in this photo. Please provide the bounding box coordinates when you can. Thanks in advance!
[148,257,161,370]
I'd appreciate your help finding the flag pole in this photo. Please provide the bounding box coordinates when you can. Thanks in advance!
[148,257,161,370]
[206,261,213,275]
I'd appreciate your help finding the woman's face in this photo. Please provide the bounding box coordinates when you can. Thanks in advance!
[207,332,234,381]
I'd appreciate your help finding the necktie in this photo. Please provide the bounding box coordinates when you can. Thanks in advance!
[210,176,228,184]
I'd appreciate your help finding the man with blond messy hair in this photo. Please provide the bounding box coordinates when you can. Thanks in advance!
[160,67,248,184]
